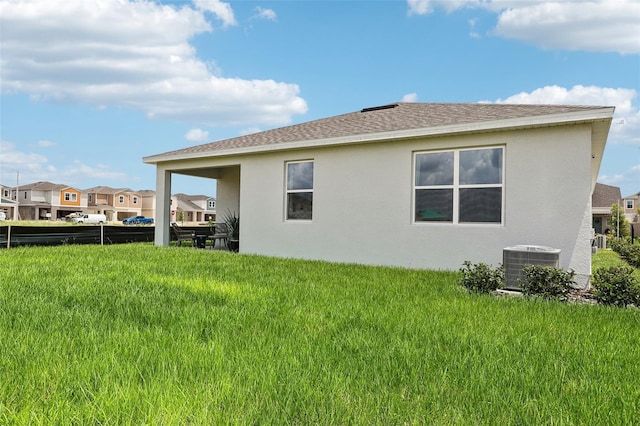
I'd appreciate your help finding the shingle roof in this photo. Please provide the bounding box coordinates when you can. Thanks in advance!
[17,181,72,191]
[147,103,611,160]
[592,183,622,208]
[84,186,134,194]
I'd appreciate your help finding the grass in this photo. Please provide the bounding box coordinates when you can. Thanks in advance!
[1,244,639,424]
[593,248,640,281]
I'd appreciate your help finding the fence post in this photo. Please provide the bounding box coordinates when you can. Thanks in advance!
[6,225,10,249]
[101,223,104,245]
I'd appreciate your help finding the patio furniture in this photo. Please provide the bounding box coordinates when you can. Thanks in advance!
[171,223,195,247]
[209,223,228,249]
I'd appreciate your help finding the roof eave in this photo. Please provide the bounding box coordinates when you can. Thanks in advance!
[143,107,615,164]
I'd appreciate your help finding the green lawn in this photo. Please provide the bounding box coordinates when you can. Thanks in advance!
[0,245,638,424]
[593,247,640,281]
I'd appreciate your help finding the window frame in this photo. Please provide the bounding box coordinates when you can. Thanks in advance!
[285,159,314,221]
[625,199,634,209]
[413,146,505,225]
[64,192,77,202]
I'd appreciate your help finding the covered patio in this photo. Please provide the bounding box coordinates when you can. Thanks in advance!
[144,160,240,248]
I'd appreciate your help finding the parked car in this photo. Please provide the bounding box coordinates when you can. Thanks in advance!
[73,214,107,224]
[122,215,154,225]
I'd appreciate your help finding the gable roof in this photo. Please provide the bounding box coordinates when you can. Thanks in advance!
[16,181,73,191]
[84,185,135,194]
[144,103,614,163]
[592,183,622,208]
[172,193,203,211]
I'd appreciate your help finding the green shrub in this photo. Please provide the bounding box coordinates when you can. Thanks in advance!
[459,261,504,294]
[521,265,575,301]
[608,238,640,268]
[592,266,640,307]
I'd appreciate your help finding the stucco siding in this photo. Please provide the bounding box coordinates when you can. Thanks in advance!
[238,124,594,283]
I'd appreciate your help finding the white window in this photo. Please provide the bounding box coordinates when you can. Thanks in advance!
[119,195,124,203]
[88,194,93,203]
[133,196,138,204]
[285,160,314,220]
[64,192,77,202]
[625,199,634,209]
[414,147,504,224]
[208,200,216,209]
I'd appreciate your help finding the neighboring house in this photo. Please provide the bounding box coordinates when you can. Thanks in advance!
[0,183,19,220]
[139,190,157,220]
[8,181,86,220]
[85,186,142,221]
[171,193,216,223]
[144,102,614,288]
[591,183,622,234]
[622,191,639,224]
[185,194,216,222]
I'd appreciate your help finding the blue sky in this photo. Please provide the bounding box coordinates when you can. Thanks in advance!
[1,0,639,197]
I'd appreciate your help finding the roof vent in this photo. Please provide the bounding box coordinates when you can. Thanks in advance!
[361,103,398,113]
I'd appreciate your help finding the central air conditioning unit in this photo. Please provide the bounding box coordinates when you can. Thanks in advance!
[503,245,561,290]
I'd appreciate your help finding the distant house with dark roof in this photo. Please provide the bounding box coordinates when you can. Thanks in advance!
[12,181,85,220]
[144,102,614,288]
[591,183,622,234]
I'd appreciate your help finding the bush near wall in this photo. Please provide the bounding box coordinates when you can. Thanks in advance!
[458,261,504,294]
[608,238,640,268]
[521,265,575,301]
[592,266,640,307]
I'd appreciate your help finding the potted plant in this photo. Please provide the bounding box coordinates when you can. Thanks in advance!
[223,210,240,252]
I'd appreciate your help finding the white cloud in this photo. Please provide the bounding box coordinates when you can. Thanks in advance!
[494,1,640,55]
[0,141,131,188]
[36,140,56,148]
[253,7,277,21]
[492,85,640,145]
[598,164,640,195]
[407,0,640,54]
[185,128,210,143]
[401,93,418,102]
[0,0,307,127]
[407,0,473,15]
[0,141,50,183]
[193,0,237,28]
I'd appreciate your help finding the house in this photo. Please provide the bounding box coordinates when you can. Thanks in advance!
[139,190,157,220]
[591,183,622,234]
[11,181,86,220]
[0,184,19,220]
[622,191,639,224]
[84,186,142,222]
[143,102,614,288]
[171,193,216,223]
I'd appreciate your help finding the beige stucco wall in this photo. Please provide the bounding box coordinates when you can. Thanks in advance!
[236,124,594,286]
[216,166,241,222]
[152,123,596,287]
